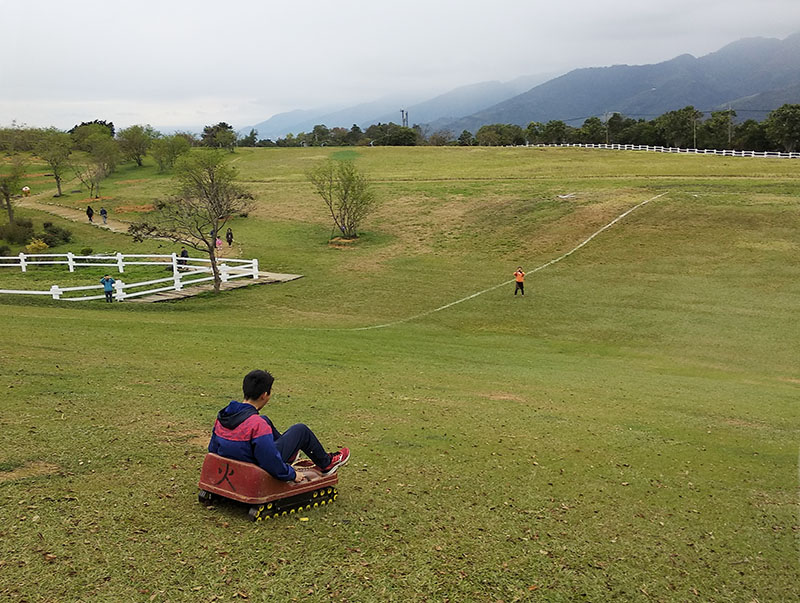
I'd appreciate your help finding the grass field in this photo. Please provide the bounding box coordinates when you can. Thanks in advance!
[1,147,798,602]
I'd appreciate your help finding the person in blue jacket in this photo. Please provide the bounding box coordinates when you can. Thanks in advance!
[100,274,115,303]
[208,369,350,482]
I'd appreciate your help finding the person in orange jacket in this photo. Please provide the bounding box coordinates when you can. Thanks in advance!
[514,266,525,296]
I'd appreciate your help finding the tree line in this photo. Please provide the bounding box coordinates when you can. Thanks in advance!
[240,104,800,153]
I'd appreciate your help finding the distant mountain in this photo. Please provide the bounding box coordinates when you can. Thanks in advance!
[435,33,800,133]
[244,73,557,140]
[370,73,557,130]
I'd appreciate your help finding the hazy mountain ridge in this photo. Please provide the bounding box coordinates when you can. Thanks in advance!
[244,33,800,139]
[437,33,800,133]
[244,73,556,139]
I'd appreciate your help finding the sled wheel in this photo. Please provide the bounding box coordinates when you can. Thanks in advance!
[248,505,264,522]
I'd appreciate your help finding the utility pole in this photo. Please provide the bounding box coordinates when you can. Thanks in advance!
[400,109,408,128]
[728,104,733,147]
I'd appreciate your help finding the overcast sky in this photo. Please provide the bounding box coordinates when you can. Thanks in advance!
[2,0,799,132]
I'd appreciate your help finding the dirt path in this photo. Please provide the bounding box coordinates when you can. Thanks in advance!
[16,193,241,258]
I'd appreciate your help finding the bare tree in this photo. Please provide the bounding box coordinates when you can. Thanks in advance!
[129,150,252,292]
[307,159,375,239]
[73,162,106,199]
[0,156,28,224]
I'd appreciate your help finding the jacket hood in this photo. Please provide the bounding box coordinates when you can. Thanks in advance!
[217,400,258,429]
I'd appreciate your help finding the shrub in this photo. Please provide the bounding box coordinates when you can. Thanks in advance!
[0,219,35,244]
[80,247,93,256]
[40,222,72,246]
[25,238,49,253]
[0,244,11,256]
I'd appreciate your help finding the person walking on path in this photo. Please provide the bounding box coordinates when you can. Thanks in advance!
[99,207,108,224]
[179,247,189,267]
[86,206,94,223]
[514,266,525,296]
[215,236,223,253]
[225,227,234,247]
[100,274,116,303]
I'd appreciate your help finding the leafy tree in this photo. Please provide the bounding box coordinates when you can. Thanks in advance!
[35,129,72,196]
[698,110,736,149]
[69,120,114,150]
[237,129,258,147]
[0,122,43,152]
[200,122,237,151]
[0,155,27,224]
[150,134,192,172]
[89,135,121,174]
[117,124,157,166]
[129,150,253,292]
[734,119,770,152]
[475,124,525,146]
[345,125,364,146]
[329,127,350,146]
[541,121,569,144]
[311,125,331,146]
[427,129,453,146]
[764,104,800,152]
[578,117,606,144]
[525,122,543,144]
[457,130,475,146]
[653,106,702,147]
[365,123,417,146]
[307,159,375,239]
[606,113,638,144]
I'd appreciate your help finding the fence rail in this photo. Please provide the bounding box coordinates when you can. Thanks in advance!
[0,252,259,301]
[533,143,800,159]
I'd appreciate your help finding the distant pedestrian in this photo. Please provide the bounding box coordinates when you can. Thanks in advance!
[22,186,30,197]
[100,274,116,303]
[179,247,189,267]
[100,207,108,224]
[216,237,223,252]
[513,266,525,296]
[226,228,233,246]
[86,206,94,223]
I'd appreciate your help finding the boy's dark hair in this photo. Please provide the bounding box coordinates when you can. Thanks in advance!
[243,369,274,400]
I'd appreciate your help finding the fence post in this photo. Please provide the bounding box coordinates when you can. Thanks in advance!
[251,258,259,279]
[49,285,61,300]
[116,252,125,273]
[67,252,75,272]
[18,252,26,273]
[171,252,179,275]
[114,279,125,301]
[220,263,229,283]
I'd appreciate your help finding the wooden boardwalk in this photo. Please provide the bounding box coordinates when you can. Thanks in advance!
[125,271,303,303]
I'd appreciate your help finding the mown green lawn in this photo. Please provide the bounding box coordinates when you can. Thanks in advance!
[1,147,798,602]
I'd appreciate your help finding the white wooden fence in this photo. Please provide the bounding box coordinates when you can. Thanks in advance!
[534,143,800,159]
[0,252,259,301]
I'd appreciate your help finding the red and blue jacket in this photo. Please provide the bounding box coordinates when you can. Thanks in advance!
[208,401,296,481]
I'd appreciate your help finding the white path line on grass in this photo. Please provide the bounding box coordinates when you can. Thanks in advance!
[351,192,668,331]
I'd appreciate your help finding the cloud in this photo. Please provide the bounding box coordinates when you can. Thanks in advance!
[2,0,799,130]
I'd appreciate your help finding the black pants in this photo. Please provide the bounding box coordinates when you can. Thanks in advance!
[104,290,113,302]
[273,423,331,469]
[515,281,524,295]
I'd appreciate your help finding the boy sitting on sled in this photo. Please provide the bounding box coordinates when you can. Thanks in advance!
[208,369,350,482]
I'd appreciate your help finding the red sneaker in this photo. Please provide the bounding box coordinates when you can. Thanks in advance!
[321,448,350,474]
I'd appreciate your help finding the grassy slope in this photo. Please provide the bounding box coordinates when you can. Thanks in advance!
[0,147,798,602]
